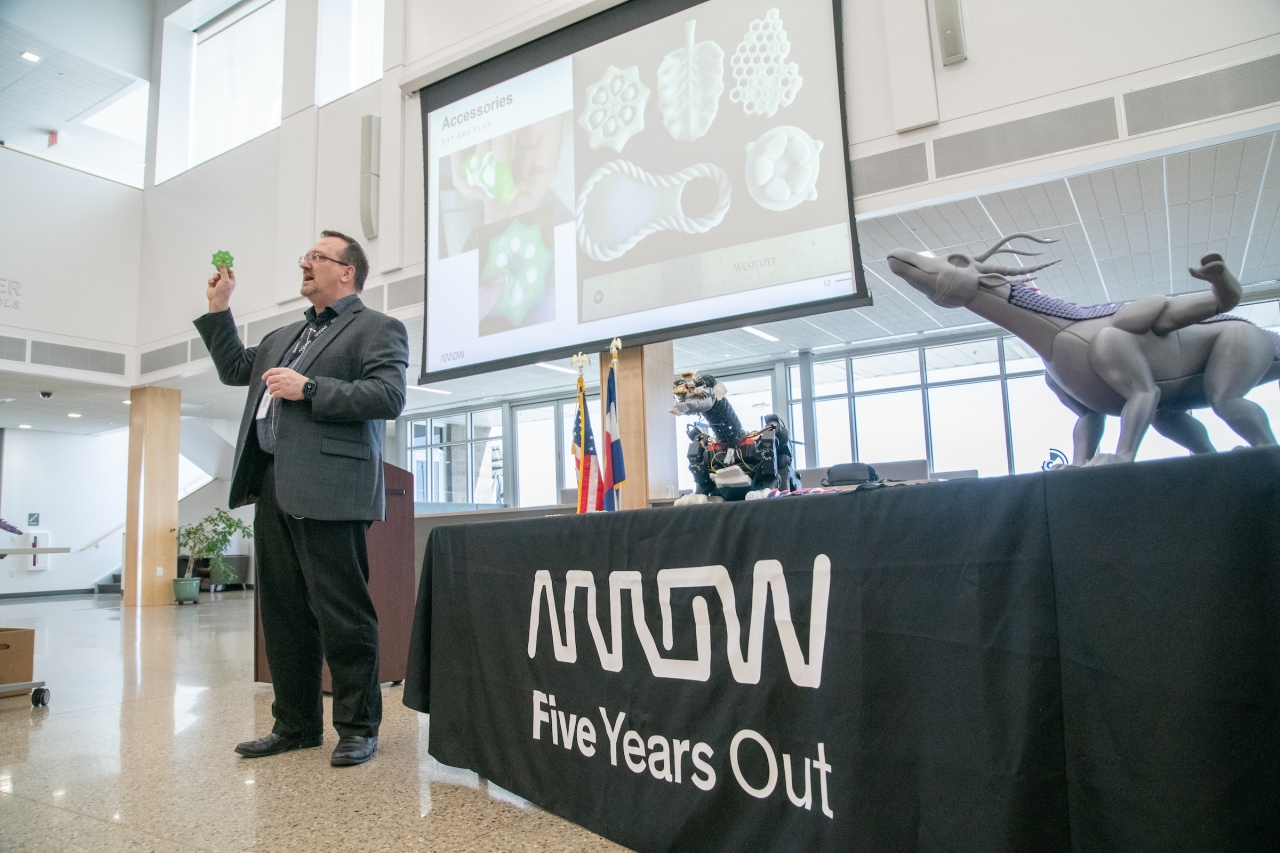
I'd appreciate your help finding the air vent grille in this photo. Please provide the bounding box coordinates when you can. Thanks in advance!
[247,313,299,347]
[0,336,26,362]
[934,99,1118,178]
[30,341,125,375]
[140,342,188,374]
[1125,54,1280,136]
[851,144,929,197]
[387,275,424,310]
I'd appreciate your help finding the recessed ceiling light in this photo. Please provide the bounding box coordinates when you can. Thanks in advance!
[536,362,578,375]
[409,386,451,395]
[0,397,14,403]
[17,424,31,429]
[122,400,131,405]
[67,413,82,418]
[741,326,779,342]
[919,250,936,258]
[20,51,40,62]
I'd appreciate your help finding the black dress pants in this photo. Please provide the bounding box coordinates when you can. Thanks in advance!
[255,460,381,739]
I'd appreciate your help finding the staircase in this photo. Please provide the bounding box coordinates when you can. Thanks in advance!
[95,571,122,595]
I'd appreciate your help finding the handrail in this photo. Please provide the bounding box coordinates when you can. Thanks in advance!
[78,523,125,552]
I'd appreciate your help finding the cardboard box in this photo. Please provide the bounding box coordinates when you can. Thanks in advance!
[0,627,35,698]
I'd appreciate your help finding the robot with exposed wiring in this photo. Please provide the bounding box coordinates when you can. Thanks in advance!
[671,372,801,502]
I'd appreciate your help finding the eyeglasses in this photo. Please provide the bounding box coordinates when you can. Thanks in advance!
[298,251,352,267]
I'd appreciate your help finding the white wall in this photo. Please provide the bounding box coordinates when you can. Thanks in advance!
[0,429,130,595]
[0,148,142,349]
[136,129,282,347]
[315,80,383,263]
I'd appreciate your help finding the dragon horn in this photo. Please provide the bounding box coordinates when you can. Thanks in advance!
[974,258,1062,276]
[973,232,1057,262]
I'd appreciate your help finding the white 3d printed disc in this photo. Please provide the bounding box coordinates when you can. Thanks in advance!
[745,126,822,211]
[729,8,803,118]
[579,66,650,153]
[576,160,732,262]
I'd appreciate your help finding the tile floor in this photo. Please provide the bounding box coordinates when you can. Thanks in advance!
[0,592,629,852]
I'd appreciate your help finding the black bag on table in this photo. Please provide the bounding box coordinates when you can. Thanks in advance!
[823,462,879,486]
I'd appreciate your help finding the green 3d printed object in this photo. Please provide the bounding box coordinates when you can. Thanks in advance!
[463,152,517,205]
[481,219,552,326]
[211,250,234,269]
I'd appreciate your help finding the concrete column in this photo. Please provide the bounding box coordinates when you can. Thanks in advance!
[123,386,181,607]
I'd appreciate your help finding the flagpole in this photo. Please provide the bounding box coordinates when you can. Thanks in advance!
[571,352,590,514]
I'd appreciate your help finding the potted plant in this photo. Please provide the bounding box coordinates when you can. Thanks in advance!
[174,509,253,604]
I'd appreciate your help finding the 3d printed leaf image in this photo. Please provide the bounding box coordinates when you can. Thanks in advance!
[578,66,650,153]
[657,20,725,143]
[744,126,822,211]
[576,160,731,262]
[729,8,803,118]
[211,250,234,268]
[481,219,552,326]
[462,151,517,205]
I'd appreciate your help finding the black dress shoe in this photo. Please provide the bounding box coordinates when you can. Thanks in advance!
[330,735,378,766]
[235,732,323,758]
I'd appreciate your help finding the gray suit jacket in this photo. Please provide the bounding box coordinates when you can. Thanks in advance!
[193,300,409,521]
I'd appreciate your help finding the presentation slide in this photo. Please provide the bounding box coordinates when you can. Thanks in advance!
[425,0,857,376]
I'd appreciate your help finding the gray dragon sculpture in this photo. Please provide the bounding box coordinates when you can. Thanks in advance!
[886,234,1280,465]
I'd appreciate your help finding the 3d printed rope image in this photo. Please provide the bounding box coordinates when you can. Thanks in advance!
[481,219,553,326]
[575,160,731,262]
[657,20,725,143]
[745,126,822,210]
[729,8,803,118]
[579,66,650,152]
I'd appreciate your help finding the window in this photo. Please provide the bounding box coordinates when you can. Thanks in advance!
[316,0,385,106]
[407,408,503,509]
[157,0,286,182]
[516,406,557,507]
[854,390,926,465]
[513,394,599,507]
[190,0,285,167]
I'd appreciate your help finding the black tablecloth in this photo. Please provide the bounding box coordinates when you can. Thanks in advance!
[404,448,1280,852]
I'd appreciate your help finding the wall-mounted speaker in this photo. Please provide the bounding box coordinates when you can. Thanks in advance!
[360,115,381,240]
[934,0,967,66]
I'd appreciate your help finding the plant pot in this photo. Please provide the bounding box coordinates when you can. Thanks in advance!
[173,577,201,605]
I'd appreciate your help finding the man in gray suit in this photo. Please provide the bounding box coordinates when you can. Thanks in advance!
[194,230,409,767]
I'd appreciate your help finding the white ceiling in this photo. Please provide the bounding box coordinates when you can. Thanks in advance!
[0,18,145,186]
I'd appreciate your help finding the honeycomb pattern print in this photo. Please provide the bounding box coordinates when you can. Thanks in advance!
[729,8,803,118]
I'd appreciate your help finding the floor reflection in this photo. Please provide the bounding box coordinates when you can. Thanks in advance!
[0,593,626,852]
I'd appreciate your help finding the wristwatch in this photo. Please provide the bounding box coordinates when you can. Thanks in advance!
[302,379,317,400]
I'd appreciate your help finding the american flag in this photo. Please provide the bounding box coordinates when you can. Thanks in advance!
[573,373,604,513]
[601,359,625,511]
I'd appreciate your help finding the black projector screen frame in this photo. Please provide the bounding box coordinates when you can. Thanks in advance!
[419,0,869,383]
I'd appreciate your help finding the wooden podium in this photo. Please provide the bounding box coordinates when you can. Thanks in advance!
[253,462,417,689]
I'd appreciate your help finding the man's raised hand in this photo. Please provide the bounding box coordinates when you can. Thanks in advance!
[207,265,236,313]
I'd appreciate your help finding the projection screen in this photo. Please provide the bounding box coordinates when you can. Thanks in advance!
[421,0,867,381]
